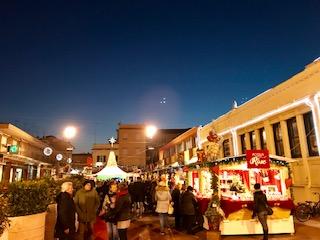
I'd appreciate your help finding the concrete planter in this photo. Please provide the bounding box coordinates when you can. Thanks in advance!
[45,204,57,240]
[8,212,46,240]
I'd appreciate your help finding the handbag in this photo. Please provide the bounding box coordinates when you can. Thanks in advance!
[168,203,174,215]
[266,205,273,215]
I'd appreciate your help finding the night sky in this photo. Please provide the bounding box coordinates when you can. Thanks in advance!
[1,0,320,152]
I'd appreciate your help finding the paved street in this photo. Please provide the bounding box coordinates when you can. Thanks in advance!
[106,215,320,240]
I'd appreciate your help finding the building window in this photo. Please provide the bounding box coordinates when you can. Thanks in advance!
[259,128,267,149]
[122,148,128,155]
[240,134,246,154]
[135,134,141,140]
[170,147,176,156]
[122,133,128,140]
[223,139,230,157]
[1,136,7,145]
[178,142,185,153]
[273,122,284,156]
[97,155,106,162]
[304,111,319,156]
[186,138,193,150]
[135,148,141,155]
[249,131,256,150]
[287,117,302,158]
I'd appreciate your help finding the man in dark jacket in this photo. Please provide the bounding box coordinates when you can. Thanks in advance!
[171,183,182,230]
[74,180,100,240]
[179,186,198,234]
[132,177,145,218]
[253,183,269,240]
[55,182,76,240]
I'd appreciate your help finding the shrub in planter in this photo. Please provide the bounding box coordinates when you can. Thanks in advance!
[0,193,9,236]
[44,175,85,203]
[7,179,51,217]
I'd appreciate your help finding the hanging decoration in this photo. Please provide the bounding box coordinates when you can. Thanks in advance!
[205,129,223,161]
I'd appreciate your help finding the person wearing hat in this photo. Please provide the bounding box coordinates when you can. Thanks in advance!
[74,180,100,240]
[179,186,198,234]
[155,181,172,235]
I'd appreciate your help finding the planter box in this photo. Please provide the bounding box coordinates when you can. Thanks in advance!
[8,212,46,240]
[0,228,8,240]
[45,204,57,240]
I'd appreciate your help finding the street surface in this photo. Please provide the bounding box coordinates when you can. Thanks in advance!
[94,215,320,240]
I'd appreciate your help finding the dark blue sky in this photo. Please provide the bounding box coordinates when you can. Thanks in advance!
[1,0,320,152]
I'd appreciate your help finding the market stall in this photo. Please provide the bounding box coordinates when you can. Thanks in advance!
[217,151,295,235]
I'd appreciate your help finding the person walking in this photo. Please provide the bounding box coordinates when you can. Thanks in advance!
[253,183,269,240]
[112,182,132,240]
[100,182,119,240]
[74,180,100,240]
[180,186,198,234]
[55,182,76,240]
[171,183,182,230]
[155,181,172,235]
[132,177,146,218]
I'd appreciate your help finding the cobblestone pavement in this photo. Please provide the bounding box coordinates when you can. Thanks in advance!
[123,215,320,240]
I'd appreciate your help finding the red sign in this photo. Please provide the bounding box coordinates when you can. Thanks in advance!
[246,150,270,169]
[86,157,93,166]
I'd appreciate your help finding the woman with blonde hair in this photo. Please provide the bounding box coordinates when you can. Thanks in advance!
[155,181,172,235]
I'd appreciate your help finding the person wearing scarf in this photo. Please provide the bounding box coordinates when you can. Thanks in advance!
[112,182,131,240]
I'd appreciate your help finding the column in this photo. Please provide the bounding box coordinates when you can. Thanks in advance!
[37,164,41,178]
[311,95,320,154]
[280,120,291,158]
[236,134,242,155]
[245,132,251,150]
[296,114,312,188]
[255,129,261,149]
[296,114,309,158]
[264,122,276,154]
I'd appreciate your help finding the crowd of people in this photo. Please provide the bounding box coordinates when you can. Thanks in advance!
[54,176,270,240]
[54,175,204,240]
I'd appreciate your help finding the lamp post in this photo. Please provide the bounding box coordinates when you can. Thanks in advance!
[60,126,77,176]
[145,125,158,171]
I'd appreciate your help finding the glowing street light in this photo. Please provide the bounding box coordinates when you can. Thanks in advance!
[145,125,157,139]
[63,126,77,140]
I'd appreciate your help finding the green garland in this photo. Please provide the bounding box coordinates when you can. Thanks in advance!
[186,156,288,171]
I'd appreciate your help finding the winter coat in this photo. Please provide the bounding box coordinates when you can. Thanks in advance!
[155,185,172,213]
[131,181,146,202]
[171,188,181,214]
[180,190,198,215]
[54,192,76,238]
[253,190,268,215]
[102,191,117,222]
[74,188,100,223]
[112,190,132,222]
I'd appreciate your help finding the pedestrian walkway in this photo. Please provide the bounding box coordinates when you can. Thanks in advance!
[93,215,320,240]
[295,217,320,229]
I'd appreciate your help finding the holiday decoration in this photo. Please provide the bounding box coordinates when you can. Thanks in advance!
[205,129,223,160]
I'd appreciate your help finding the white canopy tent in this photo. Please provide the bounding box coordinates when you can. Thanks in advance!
[96,151,127,180]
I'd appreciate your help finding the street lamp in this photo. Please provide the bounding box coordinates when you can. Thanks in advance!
[145,125,157,139]
[145,125,158,171]
[63,126,77,139]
